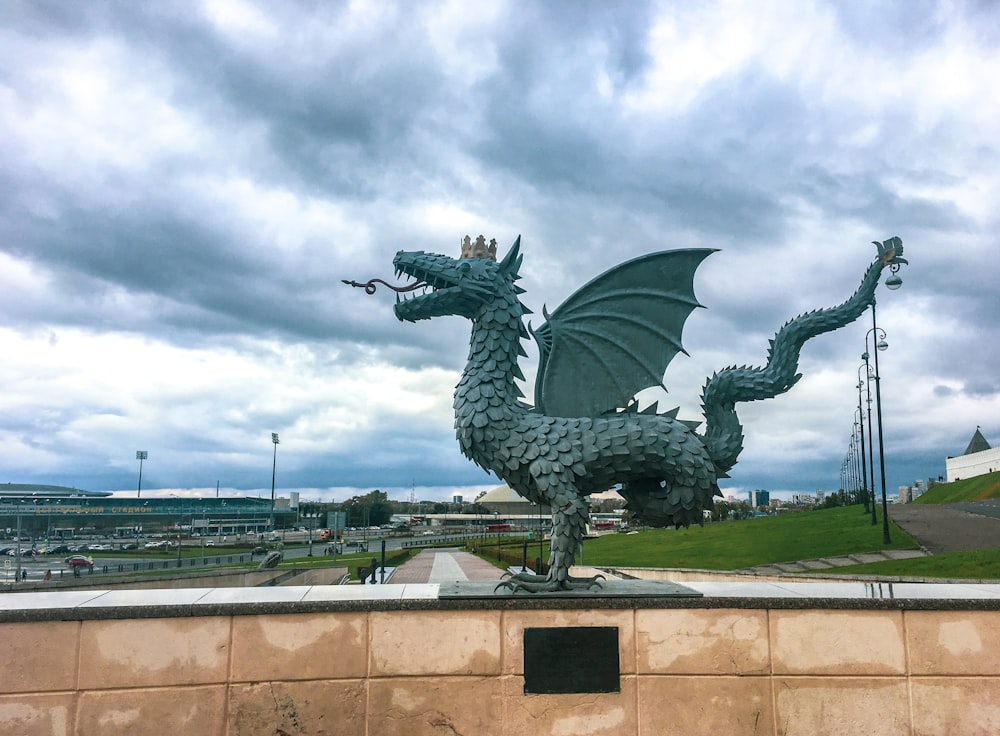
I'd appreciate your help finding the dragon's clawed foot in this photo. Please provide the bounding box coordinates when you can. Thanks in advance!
[495,572,605,594]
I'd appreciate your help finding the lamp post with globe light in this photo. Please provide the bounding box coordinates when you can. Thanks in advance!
[865,278,902,543]
[857,236,904,544]
[865,316,891,544]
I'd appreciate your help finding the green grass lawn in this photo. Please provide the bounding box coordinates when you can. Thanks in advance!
[823,549,1000,579]
[914,472,1000,503]
[582,506,917,571]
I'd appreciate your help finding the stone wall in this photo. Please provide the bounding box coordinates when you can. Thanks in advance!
[2,583,999,735]
[946,446,1000,482]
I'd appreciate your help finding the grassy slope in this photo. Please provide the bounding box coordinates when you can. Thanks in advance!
[582,506,917,571]
[914,472,1000,503]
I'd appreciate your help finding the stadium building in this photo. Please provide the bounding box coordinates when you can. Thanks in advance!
[0,484,297,540]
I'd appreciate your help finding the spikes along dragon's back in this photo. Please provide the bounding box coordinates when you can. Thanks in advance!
[345,235,907,592]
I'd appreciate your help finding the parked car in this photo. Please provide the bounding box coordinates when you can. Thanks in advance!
[251,546,267,556]
[64,555,94,567]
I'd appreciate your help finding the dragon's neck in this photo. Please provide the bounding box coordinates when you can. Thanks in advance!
[456,303,527,414]
[453,299,528,465]
[700,257,887,473]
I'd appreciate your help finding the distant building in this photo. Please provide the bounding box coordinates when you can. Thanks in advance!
[749,489,770,507]
[478,484,550,516]
[0,484,290,536]
[945,427,1000,482]
[898,478,941,504]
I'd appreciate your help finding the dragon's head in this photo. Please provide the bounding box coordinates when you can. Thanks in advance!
[874,236,908,267]
[392,236,523,322]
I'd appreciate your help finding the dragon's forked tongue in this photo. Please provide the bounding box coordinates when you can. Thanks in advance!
[342,277,427,295]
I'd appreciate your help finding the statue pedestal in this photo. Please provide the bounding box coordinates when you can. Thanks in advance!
[438,579,703,598]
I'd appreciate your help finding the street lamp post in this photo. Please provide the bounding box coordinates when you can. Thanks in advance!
[865,305,892,544]
[270,433,279,531]
[851,418,862,506]
[858,364,877,525]
[14,509,22,584]
[136,451,147,499]
[854,415,865,510]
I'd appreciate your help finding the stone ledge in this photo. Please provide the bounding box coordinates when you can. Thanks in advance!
[1,581,999,622]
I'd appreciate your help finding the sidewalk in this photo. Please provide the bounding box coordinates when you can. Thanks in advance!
[390,548,506,584]
[738,548,928,575]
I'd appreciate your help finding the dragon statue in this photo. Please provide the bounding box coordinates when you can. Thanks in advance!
[345,235,906,592]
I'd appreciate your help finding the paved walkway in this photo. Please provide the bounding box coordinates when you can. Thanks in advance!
[390,548,506,584]
[888,502,1000,554]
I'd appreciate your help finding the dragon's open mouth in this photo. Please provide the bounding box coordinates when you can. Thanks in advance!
[344,249,489,322]
[391,262,463,320]
[341,276,429,295]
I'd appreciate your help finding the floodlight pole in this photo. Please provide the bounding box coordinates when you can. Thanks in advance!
[270,433,279,531]
[136,451,148,499]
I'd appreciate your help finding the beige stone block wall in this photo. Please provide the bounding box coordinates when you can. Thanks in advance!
[636,608,769,675]
[772,677,911,736]
[370,610,502,676]
[906,610,1000,675]
[229,680,366,736]
[770,609,906,675]
[0,621,80,693]
[76,685,228,736]
[2,605,1000,734]
[638,676,774,735]
[78,616,231,689]
[0,692,76,736]
[368,676,504,736]
[507,674,637,736]
[231,612,367,681]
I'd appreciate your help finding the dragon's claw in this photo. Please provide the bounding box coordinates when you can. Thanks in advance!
[495,571,605,594]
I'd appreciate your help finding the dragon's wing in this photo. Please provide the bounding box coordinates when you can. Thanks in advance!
[531,249,715,417]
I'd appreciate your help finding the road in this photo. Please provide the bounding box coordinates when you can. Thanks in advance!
[0,529,503,582]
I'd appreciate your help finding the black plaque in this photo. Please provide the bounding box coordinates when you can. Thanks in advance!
[523,626,620,694]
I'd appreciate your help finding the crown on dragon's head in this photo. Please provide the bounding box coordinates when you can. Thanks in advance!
[460,235,497,261]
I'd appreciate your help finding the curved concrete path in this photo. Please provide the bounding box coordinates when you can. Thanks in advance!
[390,548,506,584]
[889,502,1000,554]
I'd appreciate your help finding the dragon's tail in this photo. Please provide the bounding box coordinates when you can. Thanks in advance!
[700,245,904,475]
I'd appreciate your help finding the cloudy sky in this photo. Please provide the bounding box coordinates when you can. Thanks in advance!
[1,1,997,505]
